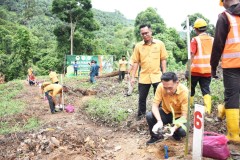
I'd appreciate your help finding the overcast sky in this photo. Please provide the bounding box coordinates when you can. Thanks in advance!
[91,0,225,31]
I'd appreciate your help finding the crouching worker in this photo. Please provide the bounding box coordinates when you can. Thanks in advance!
[146,72,188,145]
[44,84,68,114]
[29,73,36,86]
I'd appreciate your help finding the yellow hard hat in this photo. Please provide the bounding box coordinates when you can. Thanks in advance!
[219,0,223,6]
[194,18,207,28]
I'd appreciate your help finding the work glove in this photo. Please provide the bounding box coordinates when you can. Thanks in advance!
[185,71,189,80]
[59,104,64,111]
[152,120,163,134]
[164,126,176,138]
[211,69,218,79]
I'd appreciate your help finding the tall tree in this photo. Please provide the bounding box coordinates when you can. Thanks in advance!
[181,13,215,38]
[52,0,97,55]
[134,7,166,41]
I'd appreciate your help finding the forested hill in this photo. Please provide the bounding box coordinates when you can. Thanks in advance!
[93,9,134,27]
[0,0,134,81]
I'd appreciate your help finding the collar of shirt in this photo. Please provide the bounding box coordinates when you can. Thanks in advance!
[198,32,207,36]
[140,38,158,45]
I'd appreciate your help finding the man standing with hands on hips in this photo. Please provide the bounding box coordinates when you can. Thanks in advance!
[131,24,168,120]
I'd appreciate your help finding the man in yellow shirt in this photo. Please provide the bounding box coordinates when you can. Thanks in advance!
[28,67,33,76]
[118,55,128,82]
[131,24,168,120]
[49,69,59,84]
[44,84,67,114]
[146,72,188,145]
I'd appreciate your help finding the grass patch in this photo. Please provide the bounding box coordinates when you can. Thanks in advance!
[23,117,40,130]
[0,121,22,134]
[0,80,25,116]
[0,117,40,134]
[85,96,129,124]
[0,80,40,134]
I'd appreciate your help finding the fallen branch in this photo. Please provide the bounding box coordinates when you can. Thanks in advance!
[97,71,127,78]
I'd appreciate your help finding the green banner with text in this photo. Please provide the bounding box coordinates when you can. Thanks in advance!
[66,55,114,77]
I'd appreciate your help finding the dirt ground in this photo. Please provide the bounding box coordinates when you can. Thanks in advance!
[0,76,239,160]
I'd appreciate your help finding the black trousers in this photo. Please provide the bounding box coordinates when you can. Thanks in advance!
[45,92,55,113]
[191,76,211,96]
[74,70,78,76]
[119,71,125,81]
[223,68,240,109]
[146,108,186,140]
[138,82,159,116]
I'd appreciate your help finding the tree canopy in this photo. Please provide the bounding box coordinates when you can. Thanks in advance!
[0,1,216,81]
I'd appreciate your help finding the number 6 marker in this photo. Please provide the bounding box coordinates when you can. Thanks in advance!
[192,104,205,160]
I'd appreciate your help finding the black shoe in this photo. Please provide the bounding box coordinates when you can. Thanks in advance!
[51,111,56,114]
[54,110,59,112]
[124,93,131,97]
[146,137,162,145]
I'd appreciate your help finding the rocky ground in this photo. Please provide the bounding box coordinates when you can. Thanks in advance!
[0,75,239,160]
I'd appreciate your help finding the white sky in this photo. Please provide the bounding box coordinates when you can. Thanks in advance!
[91,0,225,31]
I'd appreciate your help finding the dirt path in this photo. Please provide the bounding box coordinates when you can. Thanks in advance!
[7,81,188,160]
[1,80,239,160]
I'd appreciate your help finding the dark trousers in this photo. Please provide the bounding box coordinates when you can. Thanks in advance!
[138,82,159,116]
[90,74,95,83]
[29,80,35,86]
[223,68,240,109]
[119,71,125,81]
[146,108,186,140]
[74,70,78,76]
[45,92,55,113]
[191,76,211,96]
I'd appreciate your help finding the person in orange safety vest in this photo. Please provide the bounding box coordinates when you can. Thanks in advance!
[210,0,240,143]
[188,18,214,114]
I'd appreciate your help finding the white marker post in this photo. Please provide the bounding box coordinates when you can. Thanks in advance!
[192,104,205,160]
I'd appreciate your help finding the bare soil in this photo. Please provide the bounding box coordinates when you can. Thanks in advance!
[0,76,239,160]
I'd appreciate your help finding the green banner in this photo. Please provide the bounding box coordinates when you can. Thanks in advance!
[66,55,114,77]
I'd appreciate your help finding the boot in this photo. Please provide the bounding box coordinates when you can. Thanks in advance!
[225,109,240,143]
[190,96,194,108]
[217,104,225,120]
[203,94,211,114]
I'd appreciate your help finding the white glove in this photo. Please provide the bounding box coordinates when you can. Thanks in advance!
[55,105,60,109]
[152,120,163,134]
[164,126,176,137]
[59,104,63,109]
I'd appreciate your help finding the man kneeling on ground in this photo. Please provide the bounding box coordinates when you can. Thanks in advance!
[146,72,188,145]
[44,84,68,114]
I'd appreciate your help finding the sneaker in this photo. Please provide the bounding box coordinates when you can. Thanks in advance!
[146,137,162,145]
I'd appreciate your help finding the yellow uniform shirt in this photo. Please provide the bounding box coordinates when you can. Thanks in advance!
[41,82,51,90]
[49,71,59,83]
[153,83,188,118]
[119,59,128,71]
[132,39,168,84]
[129,58,139,78]
[28,68,33,76]
[44,84,62,97]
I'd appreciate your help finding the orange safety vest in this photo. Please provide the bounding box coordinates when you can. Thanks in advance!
[191,34,214,74]
[222,12,240,68]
